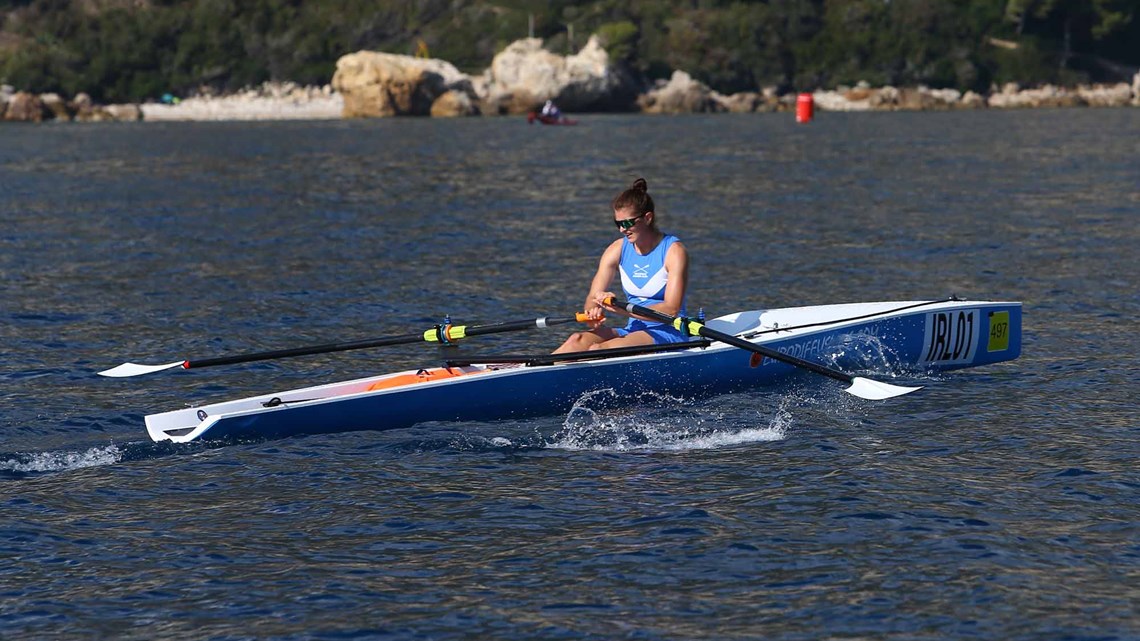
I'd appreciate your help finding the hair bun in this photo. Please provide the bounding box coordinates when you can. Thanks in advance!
[611,177,655,217]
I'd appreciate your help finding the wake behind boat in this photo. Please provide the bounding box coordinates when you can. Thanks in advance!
[127,297,1022,444]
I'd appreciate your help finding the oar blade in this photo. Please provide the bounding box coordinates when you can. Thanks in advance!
[98,361,185,378]
[845,377,922,400]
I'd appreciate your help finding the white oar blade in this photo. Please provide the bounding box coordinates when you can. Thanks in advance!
[845,377,923,400]
[98,361,185,378]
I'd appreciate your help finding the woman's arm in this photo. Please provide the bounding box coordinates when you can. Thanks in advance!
[653,241,689,317]
[583,239,623,323]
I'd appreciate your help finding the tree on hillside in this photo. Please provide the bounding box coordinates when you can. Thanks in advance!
[1004,0,1136,81]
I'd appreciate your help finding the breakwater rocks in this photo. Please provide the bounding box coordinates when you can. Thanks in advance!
[0,87,143,122]
[331,36,638,117]
[4,35,1140,123]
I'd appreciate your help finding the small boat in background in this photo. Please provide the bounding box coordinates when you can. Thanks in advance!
[527,111,578,126]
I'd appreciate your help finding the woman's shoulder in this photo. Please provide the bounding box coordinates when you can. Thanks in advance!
[663,235,688,259]
[601,237,626,260]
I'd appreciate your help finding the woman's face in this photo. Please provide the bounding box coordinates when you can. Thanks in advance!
[614,206,652,239]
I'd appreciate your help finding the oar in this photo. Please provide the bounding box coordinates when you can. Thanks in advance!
[605,298,921,400]
[99,313,589,378]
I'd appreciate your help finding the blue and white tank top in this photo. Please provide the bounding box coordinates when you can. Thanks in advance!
[619,234,686,328]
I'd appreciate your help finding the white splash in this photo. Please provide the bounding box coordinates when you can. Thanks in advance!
[824,330,901,372]
[547,388,788,452]
[2,445,122,473]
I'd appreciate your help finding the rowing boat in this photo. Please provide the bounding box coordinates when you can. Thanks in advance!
[526,111,578,125]
[135,297,1021,444]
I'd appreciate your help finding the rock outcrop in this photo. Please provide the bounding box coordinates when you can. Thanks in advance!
[429,90,478,117]
[40,93,70,120]
[477,36,639,114]
[638,71,721,114]
[332,51,475,118]
[330,36,640,118]
[3,91,46,122]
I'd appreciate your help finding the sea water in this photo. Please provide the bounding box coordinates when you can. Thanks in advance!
[2,110,1138,639]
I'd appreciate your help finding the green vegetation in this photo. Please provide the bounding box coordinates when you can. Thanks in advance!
[1,0,1137,103]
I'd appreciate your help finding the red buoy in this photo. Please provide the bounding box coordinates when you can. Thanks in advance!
[796,92,814,123]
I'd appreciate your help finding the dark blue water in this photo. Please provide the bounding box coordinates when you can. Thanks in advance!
[2,111,1138,640]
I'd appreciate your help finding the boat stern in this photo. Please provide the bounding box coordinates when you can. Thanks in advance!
[145,407,213,443]
[917,301,1022,370]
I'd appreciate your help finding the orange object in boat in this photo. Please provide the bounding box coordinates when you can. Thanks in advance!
[366,367,475,392]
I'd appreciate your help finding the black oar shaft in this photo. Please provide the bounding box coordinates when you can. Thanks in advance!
[184,332,427,369]
[608,299,853,384]
[460,316,580,338]
[182,315,584,371]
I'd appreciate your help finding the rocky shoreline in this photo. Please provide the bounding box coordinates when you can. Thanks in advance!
[4,35,1139,123]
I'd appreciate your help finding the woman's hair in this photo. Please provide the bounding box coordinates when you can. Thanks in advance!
[611,177,655,217]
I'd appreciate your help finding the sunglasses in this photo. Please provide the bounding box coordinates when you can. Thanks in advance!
[614,212,649,231]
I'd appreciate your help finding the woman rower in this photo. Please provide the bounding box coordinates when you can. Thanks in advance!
[554,177,692,353]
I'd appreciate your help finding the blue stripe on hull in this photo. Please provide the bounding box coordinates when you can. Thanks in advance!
[198,352,759,442]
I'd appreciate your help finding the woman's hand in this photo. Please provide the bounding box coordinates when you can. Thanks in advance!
[583,292,616,329]
[593,291,618,311]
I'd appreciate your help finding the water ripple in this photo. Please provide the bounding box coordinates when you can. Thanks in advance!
[1,111,1137,640]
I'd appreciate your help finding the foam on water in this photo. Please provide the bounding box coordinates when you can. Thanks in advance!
[1,444,122,474]
[545,388,788,452]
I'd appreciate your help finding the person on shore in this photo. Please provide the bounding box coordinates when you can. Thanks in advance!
[541,100,562,119]
[554,177,692,354]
